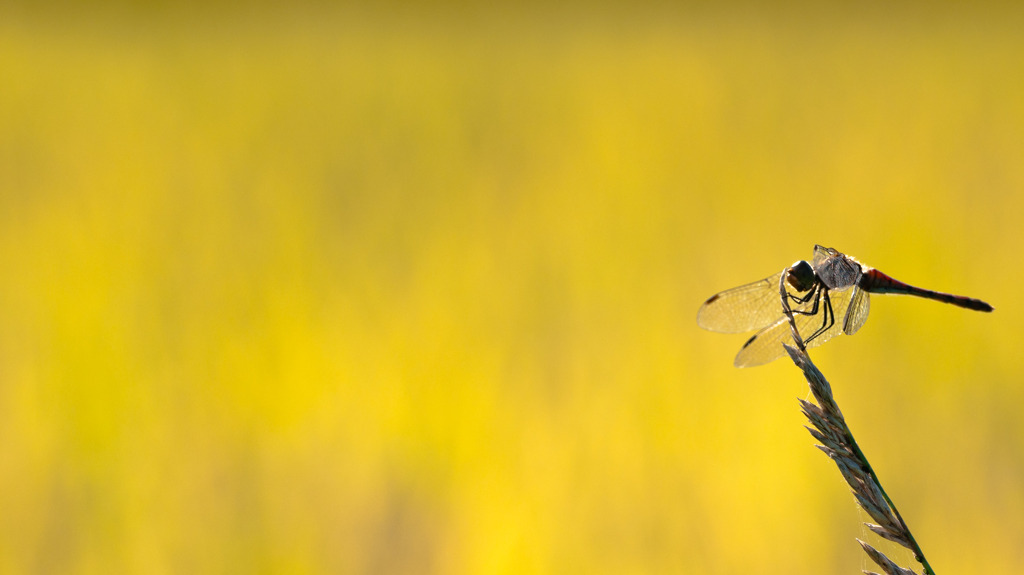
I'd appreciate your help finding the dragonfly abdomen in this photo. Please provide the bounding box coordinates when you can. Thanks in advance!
[859,268,993,312]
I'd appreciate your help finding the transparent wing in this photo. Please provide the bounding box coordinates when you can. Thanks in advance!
[697,272,785,333]
[842,287,870,335]
[733,286,857,368]
[812,245,832,266]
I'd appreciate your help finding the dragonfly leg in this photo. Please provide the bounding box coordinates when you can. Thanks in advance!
[789,282,822,317]
[804,289,835,343]
[788,283,819,307]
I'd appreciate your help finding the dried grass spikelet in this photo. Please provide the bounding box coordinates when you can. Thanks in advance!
[783,344,934,575]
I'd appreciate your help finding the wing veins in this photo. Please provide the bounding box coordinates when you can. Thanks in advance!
[697,271,785,334]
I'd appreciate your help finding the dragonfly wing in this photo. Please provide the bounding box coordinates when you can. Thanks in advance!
[842,287,870,335]
[733,317,797,367]
[697,271,785,333]
[812,245,832,266]
[733,286,857,367]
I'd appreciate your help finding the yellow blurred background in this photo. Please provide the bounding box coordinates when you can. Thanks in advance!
[0,3,1022,573]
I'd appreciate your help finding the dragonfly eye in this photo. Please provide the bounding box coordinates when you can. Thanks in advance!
[786,260,816,292]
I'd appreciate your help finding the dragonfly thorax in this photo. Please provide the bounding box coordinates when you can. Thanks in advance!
[814,254,862,290]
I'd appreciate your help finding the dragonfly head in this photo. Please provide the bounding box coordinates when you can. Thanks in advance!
[786,260,816,292]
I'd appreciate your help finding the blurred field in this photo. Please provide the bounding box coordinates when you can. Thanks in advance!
[0,3,1023,573]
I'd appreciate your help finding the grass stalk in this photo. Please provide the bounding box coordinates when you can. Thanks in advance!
[782,344,934,575]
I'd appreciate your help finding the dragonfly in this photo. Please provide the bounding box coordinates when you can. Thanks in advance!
[697,245,993,368]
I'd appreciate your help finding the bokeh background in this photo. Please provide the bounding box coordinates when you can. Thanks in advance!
[1,2,1022,573]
